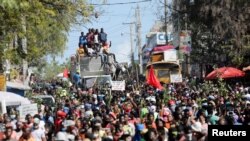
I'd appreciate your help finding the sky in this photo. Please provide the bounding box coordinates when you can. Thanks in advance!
[56,0,162,64]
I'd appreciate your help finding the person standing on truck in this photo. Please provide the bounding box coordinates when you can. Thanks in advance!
[87,28,95,49]
[99,28,107,46]
[79,32,87,47]
[94,29,101,53]
[73,72,81,87]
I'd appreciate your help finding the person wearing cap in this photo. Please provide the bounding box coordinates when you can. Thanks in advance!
[191,121,207,141]
[55,110,66,133]
[55,120,76,141]
[31,118,46,141]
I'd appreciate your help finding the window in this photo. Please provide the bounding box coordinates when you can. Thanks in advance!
[157,70,169,78]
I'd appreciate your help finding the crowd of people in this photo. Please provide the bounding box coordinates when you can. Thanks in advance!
[0,76,250,141]
[76,28,116,64]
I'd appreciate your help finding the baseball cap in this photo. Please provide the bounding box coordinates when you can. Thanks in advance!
[34,118,40,124]
[191,122,202,132]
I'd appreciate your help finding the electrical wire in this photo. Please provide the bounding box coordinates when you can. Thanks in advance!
[90,0,151,6]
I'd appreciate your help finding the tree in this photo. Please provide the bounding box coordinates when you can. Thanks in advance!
[0,0,94,72]
[40,60,64,81]
[174,0,250,69]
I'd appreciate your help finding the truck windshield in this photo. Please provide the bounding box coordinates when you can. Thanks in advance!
[84,75,112,88]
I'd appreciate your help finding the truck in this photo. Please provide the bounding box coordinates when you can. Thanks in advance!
[70,50,121,90]
[146,46,182,84]
[144,32,182,84]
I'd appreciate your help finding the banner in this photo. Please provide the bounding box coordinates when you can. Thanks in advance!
[19,103,38,120]
[112,81,125,91]
[170,74,183,83]
[0,100,7,115]
[0,75,6,91]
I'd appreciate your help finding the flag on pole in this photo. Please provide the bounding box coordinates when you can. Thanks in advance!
[147,65,163,90]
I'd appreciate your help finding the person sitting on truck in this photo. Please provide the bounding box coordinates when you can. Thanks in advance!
[79,32,87,46]
[99,46,108,65]
[99,28,107,45]
[87,46,96,57]
[102,41,117,63]
[77,44,87,58]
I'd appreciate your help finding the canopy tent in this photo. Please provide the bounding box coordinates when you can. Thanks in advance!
[0,91,31,106]
[6,81,31,90]
[205,67,245,80]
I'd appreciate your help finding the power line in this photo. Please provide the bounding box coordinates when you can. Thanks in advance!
[90,0,151,6]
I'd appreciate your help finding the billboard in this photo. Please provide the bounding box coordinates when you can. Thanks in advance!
[163,49,178,62]
[154,32,173,46]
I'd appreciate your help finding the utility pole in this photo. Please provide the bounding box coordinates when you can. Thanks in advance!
[21,16,28,85]
[135,5,143,75]
[122,23,135,67]
[165,0,168,44]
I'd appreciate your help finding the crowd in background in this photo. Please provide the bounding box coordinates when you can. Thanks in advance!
[0,76,250,141]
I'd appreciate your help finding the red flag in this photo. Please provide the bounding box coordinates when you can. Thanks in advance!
[63,69,69,78]
[147,66,163,90]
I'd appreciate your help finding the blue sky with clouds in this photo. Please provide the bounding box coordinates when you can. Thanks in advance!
[57,0,162,64]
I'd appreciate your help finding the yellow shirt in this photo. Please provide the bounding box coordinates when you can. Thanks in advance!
[77,48,85,57]
[19,136,36,141]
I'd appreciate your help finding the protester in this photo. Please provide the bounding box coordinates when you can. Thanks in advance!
[1,29,250,141]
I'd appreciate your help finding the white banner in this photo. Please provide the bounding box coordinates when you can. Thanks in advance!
[112,81,125,91]
[0,100,7,114]
[19,103,38,120]
[170,74,183,83]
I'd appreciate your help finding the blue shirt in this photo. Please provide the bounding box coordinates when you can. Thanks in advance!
[79,35,87,44]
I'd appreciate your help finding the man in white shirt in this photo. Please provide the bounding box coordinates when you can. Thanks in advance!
[32,118,46,141]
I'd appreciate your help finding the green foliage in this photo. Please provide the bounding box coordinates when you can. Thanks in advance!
[163,87,171,104]
[175,0,250,66]
[217,78,229,97]
[25,90,43,108]
[0,0,94,68]
[201,81,214,95]
[42,61,63,81]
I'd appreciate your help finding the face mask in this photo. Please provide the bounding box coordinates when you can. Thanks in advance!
[10,115,16,119]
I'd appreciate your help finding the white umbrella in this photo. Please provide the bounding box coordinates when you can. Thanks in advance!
[0,91,31,106]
